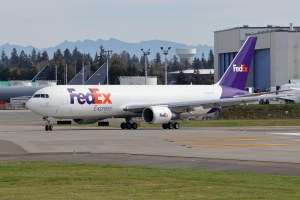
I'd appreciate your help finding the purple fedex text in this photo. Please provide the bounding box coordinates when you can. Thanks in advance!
[67,88,112,105]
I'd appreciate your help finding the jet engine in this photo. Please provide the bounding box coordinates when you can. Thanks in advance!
[142,106,173,124]
[72,118,100,124]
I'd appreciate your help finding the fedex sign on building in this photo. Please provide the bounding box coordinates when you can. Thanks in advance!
[67,88,112,105]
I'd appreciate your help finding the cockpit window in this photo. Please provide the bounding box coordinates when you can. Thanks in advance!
[33,94,49,98]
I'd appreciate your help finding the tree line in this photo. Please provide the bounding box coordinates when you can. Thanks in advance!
[0,47,214,85]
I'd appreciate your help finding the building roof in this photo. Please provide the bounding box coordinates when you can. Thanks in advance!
[170,69,214,74]
[214,25,300,33]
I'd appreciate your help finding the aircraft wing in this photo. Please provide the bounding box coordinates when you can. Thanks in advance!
[123,94,285,113]
[233,89,291,97]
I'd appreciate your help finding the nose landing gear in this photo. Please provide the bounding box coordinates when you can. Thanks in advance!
[44,117,53,131]
[45,124,53,131]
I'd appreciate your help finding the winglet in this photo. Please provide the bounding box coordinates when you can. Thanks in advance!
[217,36,257,90]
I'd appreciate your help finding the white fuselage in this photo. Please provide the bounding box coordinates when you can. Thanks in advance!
[27,85,223,119]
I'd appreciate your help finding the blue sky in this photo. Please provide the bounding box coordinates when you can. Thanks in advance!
[0,0,299,47]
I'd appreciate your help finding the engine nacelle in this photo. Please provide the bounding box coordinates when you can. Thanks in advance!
[142,106,172,124]
[72,118,100,124]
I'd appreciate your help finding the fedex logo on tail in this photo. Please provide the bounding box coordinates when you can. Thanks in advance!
[67,88,112,105]
[233,64,248,73]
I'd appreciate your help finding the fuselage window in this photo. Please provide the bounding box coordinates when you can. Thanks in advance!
[33,94,49,98]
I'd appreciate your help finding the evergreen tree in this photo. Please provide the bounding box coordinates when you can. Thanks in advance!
[63,48,72,62]
[207,49,214,69]
[171,55,180,71]
[155,52,161,65]
[1,49,9,66]
[19,50,31,68]
[94,52,99,62]
[192,57,201,69]
[130,54,141,72]
[37,52,42,62]
[30,48,37,64]
[41,51,49,61]
[53,49,63,64]
[201,53,208,69]
[10,48,19,67]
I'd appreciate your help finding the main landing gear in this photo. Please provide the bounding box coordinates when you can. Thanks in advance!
[44,117,53,131]
[120,122,138,129]
[120,119,180,130]
[162,122,180,129]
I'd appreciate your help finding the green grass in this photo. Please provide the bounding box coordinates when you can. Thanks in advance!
[0,162,300,200]
[105,119,300,128]
[177,119,300,127]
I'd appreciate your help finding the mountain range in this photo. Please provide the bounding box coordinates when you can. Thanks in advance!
[0,38,213,60]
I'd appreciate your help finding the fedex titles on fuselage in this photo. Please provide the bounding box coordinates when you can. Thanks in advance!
[233,64,248,73]
[67,88,112,105]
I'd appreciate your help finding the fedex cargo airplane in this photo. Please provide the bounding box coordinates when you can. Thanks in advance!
[26,36,277,131]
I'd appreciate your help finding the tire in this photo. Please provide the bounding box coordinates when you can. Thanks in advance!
[162,123,168,129]
[132,123,138,129]
[265,99,270,104]
[45,125,49,131]
[121,122,126,129]
[167,122,174,129]
[49,125,53,131]
[174,122,180,129]
[126,123,132,129]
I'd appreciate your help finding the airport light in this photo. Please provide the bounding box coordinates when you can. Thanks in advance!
[141,48,150,84]
[104,50,113,85]
[160,47,171,85]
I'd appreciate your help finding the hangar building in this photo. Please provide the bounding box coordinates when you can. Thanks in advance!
[214,24,300,91]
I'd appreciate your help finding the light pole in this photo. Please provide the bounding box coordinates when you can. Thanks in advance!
[161,47,171,85]
[55,65,57,85]
[104,50,113,85]
[82,61,85,85]
[65,63,68,85]
[141,48,150,84]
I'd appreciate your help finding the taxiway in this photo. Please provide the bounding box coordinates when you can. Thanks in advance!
[0,110,300,175]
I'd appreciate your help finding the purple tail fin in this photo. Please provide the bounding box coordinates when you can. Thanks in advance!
[217,36,257,90]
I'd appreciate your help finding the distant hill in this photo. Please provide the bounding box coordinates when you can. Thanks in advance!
[0,38,213,60]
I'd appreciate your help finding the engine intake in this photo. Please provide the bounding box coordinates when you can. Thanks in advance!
[142,106,172,124]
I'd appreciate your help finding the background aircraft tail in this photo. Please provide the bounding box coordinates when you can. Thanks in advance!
[217,36,257,90]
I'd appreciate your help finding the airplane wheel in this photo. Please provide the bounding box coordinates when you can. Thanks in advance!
[174,122,180,129]
[45,125,51,131]
[126,122,132,129]
[121,122,126,129]
[162,123,168,129]
[132,123,138,129]
[265,99,270,104]
[49,125,53,131]
[167,122,174,129]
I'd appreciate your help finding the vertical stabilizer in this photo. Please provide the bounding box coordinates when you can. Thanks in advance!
[217,36,257,90]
